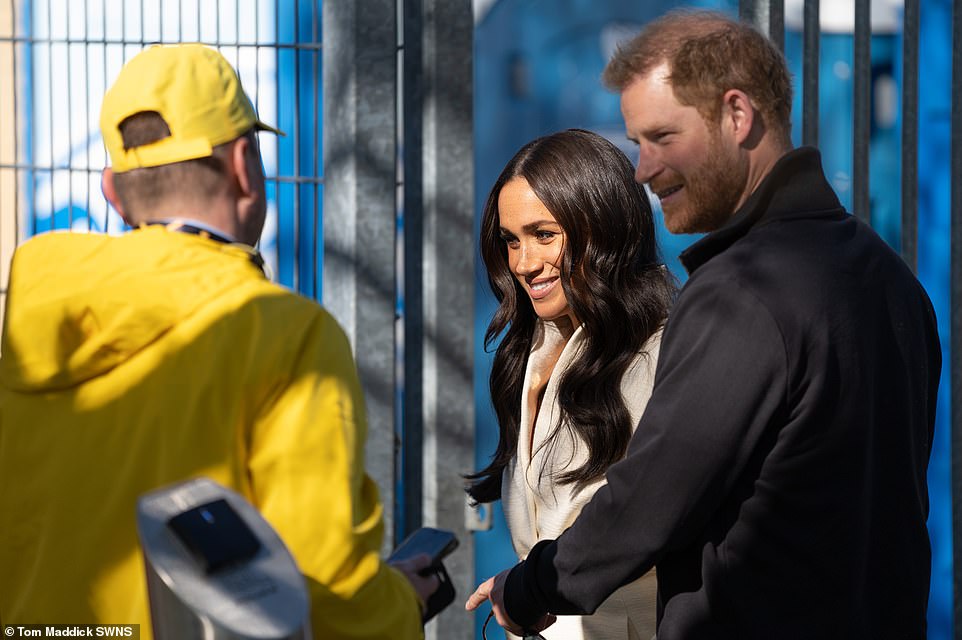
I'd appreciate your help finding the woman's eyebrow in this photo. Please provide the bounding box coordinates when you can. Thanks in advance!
[520,220,560,232]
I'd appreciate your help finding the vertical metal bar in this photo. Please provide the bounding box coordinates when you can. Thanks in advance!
[232,0,239,72]
[802,0,819,147]
[322,0,399,553]
[402,0,424,543]
[852,0,870,223]
[27,1,35,237]
[738,0,783,51]
[0,0,21,327]
[419,2,474,637]
[66,0,73,228]
[46,0,53,233]
[737,0,764,34]
[253,0,263,252]
[84,0,90,231]
[768,0,784,52]
[273,0,279,269]
[14,0,20,243]
[901,0,918,271]
[293,0,301,293]
[312,0,320,301]
[106,0,112,232]
[952,1,962,637]
[15,0,21,241]
[253,0,259,110]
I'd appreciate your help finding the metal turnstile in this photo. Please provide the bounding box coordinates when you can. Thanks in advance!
[137,477,311,639]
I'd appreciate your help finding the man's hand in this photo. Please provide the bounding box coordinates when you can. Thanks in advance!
[390,553,440,612]
[465,569,555,636]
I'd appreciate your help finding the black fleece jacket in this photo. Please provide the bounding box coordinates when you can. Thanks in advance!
[504,148,941,639]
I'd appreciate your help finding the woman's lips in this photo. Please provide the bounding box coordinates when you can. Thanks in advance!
[527,277,559,300]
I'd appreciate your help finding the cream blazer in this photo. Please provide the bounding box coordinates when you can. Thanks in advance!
[502,320,662,640]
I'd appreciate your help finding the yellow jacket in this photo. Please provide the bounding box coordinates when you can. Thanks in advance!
[0,227,422,639]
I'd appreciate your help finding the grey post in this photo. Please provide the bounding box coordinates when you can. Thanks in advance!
[802,0,820,147]
[739,0,785,51]
[324,8,474,637]
[412,1,475,637]
[900,0,919,271]
[852,0,871,223]
[322,0,399,548]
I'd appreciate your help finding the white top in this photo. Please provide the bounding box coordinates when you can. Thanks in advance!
[502,319,663,640]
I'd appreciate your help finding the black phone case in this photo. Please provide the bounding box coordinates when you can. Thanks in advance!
[422,561,456,622]
[388,527,459,622]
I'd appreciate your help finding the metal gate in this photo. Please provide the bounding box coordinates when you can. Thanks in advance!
[738,3,959,637]
[0,1,475,638]
[0,0,322,295]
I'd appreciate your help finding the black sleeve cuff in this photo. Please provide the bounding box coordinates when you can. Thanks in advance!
[503,539,556,630]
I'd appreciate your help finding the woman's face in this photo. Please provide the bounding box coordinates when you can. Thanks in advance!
[497,177,578,327]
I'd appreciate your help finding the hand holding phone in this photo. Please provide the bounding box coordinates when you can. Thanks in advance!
[388,527,459,622]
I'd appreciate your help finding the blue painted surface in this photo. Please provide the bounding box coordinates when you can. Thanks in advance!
[473,1,953,638]
[914,1,954,635]
[275,0,324,299]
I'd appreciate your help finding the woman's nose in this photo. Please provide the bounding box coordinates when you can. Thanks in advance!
[514,243,542,276]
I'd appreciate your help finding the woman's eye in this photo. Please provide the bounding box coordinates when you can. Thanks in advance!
[535,230,556,242]
[501,235,519,248]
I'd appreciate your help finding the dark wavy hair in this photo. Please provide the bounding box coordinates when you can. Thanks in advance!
[466,129,676,504]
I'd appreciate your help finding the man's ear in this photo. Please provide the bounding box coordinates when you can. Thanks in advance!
[228,134,267,245]
[721,89,755,145]
[230,135,257,201]
[101,168,132,225]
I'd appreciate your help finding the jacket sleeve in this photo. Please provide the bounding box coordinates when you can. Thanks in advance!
[248,310,423,640]
[504,277,788,627]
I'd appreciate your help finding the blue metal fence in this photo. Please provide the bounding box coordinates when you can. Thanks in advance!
[1,0,321,298]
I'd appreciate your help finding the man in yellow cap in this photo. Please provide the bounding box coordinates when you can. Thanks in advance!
[0,44,434,639]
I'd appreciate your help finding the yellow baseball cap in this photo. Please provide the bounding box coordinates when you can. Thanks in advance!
[100,43,283,173]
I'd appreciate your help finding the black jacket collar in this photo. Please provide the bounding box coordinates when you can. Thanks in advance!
[679,147,844,275]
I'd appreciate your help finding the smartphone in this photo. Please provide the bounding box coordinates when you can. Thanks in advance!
[388,527,458,622]
[389,527,458,568]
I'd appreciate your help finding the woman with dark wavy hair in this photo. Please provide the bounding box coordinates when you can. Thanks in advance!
[467,129,675,639]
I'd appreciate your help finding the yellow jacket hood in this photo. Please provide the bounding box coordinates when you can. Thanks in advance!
[0,227,264,391]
